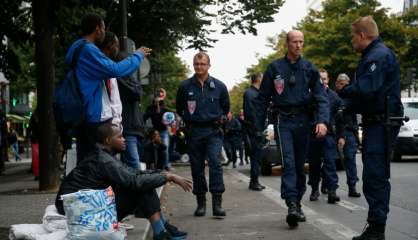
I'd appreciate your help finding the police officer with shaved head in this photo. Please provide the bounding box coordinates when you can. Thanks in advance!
[337,16,402,240]
[255,30,329,228]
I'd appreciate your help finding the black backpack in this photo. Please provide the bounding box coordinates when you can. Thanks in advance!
[53,41,87,150]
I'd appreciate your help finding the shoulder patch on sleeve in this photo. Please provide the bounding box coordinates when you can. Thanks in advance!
[369,62,377,72]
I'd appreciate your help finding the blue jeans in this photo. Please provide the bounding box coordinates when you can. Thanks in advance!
[159,130,170,168]
[122,135,143,169]
[12,142,21,161]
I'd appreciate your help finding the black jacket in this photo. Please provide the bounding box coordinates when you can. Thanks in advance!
[55,144,167,214]
[144,142,167,170]
[118,75,145,137]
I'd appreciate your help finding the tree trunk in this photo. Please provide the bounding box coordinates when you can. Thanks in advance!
[33,0,60,190]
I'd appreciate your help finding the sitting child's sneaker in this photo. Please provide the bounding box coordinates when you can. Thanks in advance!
[154,230,172,240]
[165,222,187,239]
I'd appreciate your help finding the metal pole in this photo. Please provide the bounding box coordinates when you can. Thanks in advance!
[120,0,128,51]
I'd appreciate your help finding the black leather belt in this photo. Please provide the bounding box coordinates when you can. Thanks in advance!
[362,114,385,124]
[188,121,217,128]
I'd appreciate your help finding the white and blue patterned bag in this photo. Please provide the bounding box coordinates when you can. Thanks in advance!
[62,186,126,240]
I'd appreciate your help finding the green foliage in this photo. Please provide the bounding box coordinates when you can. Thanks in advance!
[142,51,189,111]
[246,0,418,91]
[1,0,285,104]
[229,80,251,114]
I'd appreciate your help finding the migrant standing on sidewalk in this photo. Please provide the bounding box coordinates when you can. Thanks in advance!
[64,14,151,163]
[255,30,329,228]
[55,121,192,240]
[337,16,402,240]
[176,52,230,218]
[116,50,146,170]
[243,73,266,191]
[334,73,361,198]
[308,69,342,203]
[144,93,171,171]
[98,31,123,128]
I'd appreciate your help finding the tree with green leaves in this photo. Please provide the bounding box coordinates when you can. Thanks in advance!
[19,1,286,188]
[246,0,418,91]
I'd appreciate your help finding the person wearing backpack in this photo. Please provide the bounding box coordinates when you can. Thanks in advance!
[65,14,151,163]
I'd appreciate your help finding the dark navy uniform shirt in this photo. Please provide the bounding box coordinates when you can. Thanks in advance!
[339,38,402,116]
[256,56,329,130]
[243,86,259,125]
[176,75,230,125]
[325,88,344,138]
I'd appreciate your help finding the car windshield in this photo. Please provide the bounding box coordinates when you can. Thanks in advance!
[404,102,418,120]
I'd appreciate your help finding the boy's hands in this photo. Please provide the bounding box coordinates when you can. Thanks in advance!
[165,173,193,192]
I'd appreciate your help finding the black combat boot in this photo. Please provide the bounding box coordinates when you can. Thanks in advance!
[296,202,306,222]
[286,201,299,228]
[348,186,361,198]
[352,223,385,240]
[321,182,328,194]
[310,188,320,201]
[249,178,264,191]
[328,190,340,204]
[212,193,226,218]
[194,194,206,217]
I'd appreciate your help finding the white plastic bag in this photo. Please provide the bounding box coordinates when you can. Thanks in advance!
[62,186,126,240]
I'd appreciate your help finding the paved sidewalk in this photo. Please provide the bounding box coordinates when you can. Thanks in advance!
[0,161,149,240]
[160,166,333,240]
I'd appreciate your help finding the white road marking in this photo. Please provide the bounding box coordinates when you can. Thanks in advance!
[231,171,359,240]
[337,200,367,211]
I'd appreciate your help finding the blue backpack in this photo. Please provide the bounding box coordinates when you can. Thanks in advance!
[54,41,87,149]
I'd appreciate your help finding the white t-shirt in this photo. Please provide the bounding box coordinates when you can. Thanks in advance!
[100,78,122,127]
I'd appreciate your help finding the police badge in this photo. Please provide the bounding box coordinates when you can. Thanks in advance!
[274,74,285,95]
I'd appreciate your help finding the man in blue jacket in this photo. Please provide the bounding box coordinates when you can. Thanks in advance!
[338,16,402,240]
[67,14,151,163]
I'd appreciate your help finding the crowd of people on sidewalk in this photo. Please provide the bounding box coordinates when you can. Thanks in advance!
[16,13,402,240]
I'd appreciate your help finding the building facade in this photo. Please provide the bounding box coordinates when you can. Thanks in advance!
[404,0,418,12]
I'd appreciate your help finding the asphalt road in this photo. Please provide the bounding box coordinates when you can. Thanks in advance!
[239,154,418,240]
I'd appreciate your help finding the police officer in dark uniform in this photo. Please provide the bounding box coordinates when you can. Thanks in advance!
[243,73,266,191]
[335,73,361,198]
[255,30,329,228]
[337,16,402,240]
[308,69,342,204]
[176,52,230,218]
[224,112,243,168]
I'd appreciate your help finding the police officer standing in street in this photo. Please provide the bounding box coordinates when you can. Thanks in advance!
[308,69,342,204]
[337,16,402,240]
[243,73,266,191]
[255,30,329,228]
[176,52,230,218]
[335,73,361,198]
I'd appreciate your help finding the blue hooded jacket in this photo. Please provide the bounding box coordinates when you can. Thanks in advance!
[65,38,144,123]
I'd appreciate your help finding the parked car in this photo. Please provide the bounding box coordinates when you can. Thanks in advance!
[260,124,282,176]
[392,97,418,161]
